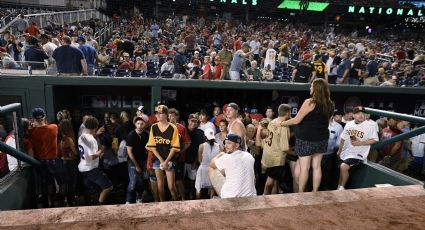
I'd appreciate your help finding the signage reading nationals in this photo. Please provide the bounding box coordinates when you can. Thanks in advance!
[347,5,423,17]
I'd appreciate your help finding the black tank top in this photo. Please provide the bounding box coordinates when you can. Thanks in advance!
[295,105,329,141]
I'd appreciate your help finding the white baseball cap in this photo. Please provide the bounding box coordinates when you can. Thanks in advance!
[204,128,215,140]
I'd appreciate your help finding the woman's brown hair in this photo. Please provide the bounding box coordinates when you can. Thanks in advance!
[311,78,334,119]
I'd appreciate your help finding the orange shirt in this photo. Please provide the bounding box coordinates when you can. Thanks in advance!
[29,124,58,160]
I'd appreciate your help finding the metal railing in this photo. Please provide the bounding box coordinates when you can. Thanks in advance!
[94,22,113,46]
[0,9,110,34]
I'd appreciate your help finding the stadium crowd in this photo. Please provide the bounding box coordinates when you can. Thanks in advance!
[1,13,424,86]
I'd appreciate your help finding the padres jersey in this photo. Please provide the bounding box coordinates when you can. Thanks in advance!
[339,120,379,161]
[313,60,327,79]
[261,120,290,168]
[146,123,180,160]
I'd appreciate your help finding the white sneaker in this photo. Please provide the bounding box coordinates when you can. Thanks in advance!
[125,201,130,204]
[338,186,345,190]
[136,199,143,204]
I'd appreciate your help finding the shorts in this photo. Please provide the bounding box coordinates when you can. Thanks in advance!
[152,159,175,171]
[340,158,363,168]
[266,166,285,181]
[175,163,185,181]
[184,163,198,180]
[81,168,113,190]
[34,158,67,194]
[286,154,299,162]
[295,139,328,157]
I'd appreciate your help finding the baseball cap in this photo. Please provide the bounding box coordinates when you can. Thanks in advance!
[133,114,149,124]
[156,105,169,114]
[32,107,46,120]
[137,105,144,112]
[227,102,239,111]
[188,113,199,121]
[204,128,215,140]
[224,134,242,145]
[194,50,199,54]
[77,35,86,43]
[353,106,366,114]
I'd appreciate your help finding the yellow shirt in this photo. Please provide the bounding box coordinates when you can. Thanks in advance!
[261,119,290,169]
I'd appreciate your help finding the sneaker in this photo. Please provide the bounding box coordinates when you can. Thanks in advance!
[125,201,130,205]
[136,199,143,204]
[337,186,345,190]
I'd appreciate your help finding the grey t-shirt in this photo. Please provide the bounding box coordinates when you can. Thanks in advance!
[230,50,244,72]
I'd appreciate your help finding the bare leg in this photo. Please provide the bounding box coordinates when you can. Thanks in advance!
[165,170,178,201]
[263,177,275,195]
[155,169,165,201]
[176,180,185,200]
[290,160,300,193]
[311,153,323,192]
[338,163,351,188]
[298,156,312,193]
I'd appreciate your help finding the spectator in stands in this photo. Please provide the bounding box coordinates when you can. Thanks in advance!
[134,56,147,72]
[230,42,253,81]
[201,56,213,80]
[125,115,149,204]
[6,34,23,62]
[218,43,233,80]
[15,14,28,34]
[29,107,67,208]
[245,60,262,81]
[313,54,328,82]
[160,56,174,77]
[326,49,339,84]
[24,37,48,70]
[209,134,257,198]
[53,36,87,76]
[25,21,40,37]
[366,52,379,77]
[97,47,110,67]
[189,59,203,79]
[264,42,276,71]
[78,116,113,205]
[379,117,403,171]
[262,64,274,81]
[348,57,364,85]
[85,32,98,50]
[292,53,314,83]
[337,51,351,84]
[337,107,379,190]
[213,56,224,80]
[40,34,58,75]
[0,51,19,69]
[380,75,398,87]
[173,43,187,79]
[77,36,97,76]
[118,52,134,70]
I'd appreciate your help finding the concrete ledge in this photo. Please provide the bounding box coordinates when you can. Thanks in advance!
[1,185,424,229]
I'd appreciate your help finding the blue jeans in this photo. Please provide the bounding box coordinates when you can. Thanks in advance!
[126,161,145,203]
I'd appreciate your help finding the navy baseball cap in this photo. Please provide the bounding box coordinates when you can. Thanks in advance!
[77,36,86,43]
[224,134,242,145]
[32,107,46,119]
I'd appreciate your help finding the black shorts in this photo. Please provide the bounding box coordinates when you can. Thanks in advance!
[340,158,363,168]
[266,166,285,181]
[82,168,113,190]
[286,154,298,162]
[34,158,67,194]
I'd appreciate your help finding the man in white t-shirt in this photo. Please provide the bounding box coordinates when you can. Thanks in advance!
[209,134,256,198]
[337,106,379,190]
[78,116,113,205]
[408,126,425,177]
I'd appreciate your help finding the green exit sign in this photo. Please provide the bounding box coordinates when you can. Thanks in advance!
[277,0,330,12]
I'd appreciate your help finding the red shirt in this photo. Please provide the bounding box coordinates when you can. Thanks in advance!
[380,127,403,158]
[118,60,135,70]
[214,63,223,80]
[202,64,212,80]
[176,123,191,163]
[29,124,58,160]
[158,48,167,56]
[234,40,242,51]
